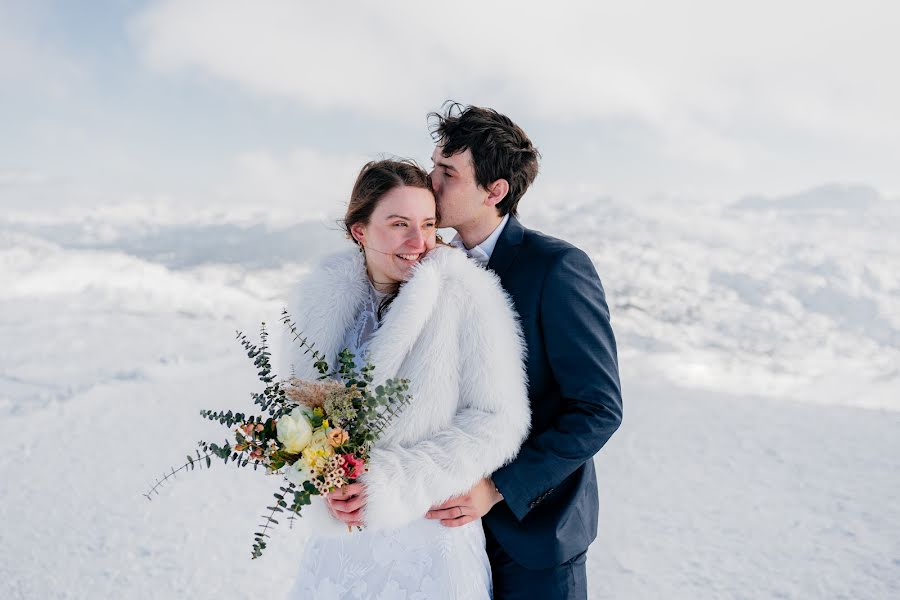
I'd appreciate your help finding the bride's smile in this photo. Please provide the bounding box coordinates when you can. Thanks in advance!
[349,184,437,286]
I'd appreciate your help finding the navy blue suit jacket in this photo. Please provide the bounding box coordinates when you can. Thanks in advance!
[483,215,623,570]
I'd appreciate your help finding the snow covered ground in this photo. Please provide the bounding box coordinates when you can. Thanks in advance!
[1,185,898,598]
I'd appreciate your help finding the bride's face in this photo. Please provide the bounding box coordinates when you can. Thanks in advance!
[351,185,438,286]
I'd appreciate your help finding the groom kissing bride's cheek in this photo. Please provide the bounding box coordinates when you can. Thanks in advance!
[284,103,622,600]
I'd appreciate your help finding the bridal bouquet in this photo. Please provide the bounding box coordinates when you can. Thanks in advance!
[145,310,411,559]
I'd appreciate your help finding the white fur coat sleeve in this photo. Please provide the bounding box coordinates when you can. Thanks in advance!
[360,253,531,531]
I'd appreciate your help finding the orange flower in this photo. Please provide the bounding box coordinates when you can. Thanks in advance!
[327,427,349,448]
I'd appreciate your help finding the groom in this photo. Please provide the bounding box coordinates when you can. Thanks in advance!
[423,103,623,598]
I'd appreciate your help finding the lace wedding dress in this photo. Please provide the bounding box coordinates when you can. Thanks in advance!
[289,518,491,599]
[287,282,492,600]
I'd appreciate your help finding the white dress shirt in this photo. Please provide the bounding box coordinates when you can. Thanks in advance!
[448,214,510,267]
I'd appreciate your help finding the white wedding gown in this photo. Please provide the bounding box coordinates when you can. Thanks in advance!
[287,283,492,600]
[288,518,491,599]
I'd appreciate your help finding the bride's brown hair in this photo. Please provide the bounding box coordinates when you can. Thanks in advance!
[344,159,435,246]
[343,159,437,320]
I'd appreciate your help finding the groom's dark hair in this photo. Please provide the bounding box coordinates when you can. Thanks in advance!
[429,102,540,217]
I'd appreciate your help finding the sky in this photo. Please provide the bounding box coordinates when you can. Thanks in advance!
[2,0,899,226]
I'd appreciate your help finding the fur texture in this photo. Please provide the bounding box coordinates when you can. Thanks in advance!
[279,245,530,533]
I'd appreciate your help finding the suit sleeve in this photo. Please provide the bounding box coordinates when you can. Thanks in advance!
[491,247,622,521]
[360,272,531,531]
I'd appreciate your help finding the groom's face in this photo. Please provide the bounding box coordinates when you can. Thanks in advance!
[430,146,490,229]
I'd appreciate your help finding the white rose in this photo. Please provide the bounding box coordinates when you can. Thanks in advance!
[285,459,314,486]
[276,407,313,454]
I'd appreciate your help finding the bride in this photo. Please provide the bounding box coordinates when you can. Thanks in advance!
[280,159,530,599]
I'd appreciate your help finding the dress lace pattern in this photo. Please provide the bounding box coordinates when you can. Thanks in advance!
[288,518,491,599]
[340,281,386,361]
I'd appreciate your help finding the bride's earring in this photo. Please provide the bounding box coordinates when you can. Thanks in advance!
[349,232,364,253]
[350,226,366,254]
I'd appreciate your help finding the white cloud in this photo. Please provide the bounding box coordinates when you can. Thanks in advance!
[130,1,443,118]
[0,4,87,98]
[214,147,369,225]
[0,169,52,187]
[1,146,368,228]
[131,0,900,172]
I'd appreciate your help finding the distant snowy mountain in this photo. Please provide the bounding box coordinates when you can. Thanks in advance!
[2,183,898,413]
[3,220,346,269]
[732,183,885,213]
[525,184,900,408]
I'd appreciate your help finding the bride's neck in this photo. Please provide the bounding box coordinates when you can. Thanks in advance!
[365,268,398,294]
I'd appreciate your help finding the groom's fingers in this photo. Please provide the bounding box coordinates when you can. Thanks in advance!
[425,506,467,520]
[440,515,476,528]
[429,495,467,511]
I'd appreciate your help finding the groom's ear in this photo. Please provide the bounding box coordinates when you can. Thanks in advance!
[485,179,510,208]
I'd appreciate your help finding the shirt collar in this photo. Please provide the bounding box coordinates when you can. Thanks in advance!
[449,214,510,266]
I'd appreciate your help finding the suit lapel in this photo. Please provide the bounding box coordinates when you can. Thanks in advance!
[487,214,525,280]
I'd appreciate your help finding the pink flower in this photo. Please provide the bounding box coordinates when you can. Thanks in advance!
[341,454,365,479]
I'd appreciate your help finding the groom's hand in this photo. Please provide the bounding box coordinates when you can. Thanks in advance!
[425,478,503,528]
[326,482,367,527]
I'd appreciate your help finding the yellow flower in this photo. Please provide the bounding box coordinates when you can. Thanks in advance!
[301,429,334,472]
[310,430,332,453]
[322,419,330,429]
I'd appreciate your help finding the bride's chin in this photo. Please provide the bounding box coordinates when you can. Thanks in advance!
[394,264,417,280]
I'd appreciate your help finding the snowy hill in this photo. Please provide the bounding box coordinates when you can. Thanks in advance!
[533,186,900,410]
